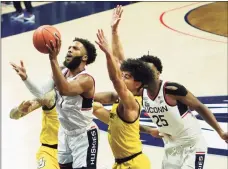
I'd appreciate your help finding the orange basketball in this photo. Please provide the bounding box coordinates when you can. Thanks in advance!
[33,25,61,54]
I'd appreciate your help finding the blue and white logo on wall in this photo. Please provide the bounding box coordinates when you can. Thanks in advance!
[93,95,228,156]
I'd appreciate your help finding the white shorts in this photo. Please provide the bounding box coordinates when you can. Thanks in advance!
[58,122,99,169]
[162,136,207,169]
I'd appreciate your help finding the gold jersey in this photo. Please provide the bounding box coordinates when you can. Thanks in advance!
[40,106,59,145]
[108,96,142,159]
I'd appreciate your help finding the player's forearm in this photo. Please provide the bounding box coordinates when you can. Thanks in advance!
[106,53,122,82]
[24,76,54,98]
[112,31,125,63]
[196,105,223,135]
[140,125,153,134]
[10,100,41,120]
[30,99,43,110]
[92,106,110,124]
[140,125,163,138]
[105,53,133,107]
[50,59,69,94]
[94,92,118,104]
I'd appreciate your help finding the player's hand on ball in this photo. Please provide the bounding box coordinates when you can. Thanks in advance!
[95,29,112,56]
[10,60,27,81]
[111,5,123,32]
[46,33,61,60]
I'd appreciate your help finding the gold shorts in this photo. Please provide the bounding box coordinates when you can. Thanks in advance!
[112,153,151,169]
[36,145,59,169]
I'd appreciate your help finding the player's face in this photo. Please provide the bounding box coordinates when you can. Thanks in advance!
[64,41,87,70]
[65,41,86,62]
[122,71,141,94]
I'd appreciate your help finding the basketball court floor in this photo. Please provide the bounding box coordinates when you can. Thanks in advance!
[1,1,227,169]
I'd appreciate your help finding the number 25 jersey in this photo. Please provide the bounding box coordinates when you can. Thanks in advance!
[142,80,202,144]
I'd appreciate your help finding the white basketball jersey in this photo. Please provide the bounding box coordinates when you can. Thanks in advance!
[55,68,94,131]
[142,80,202,145]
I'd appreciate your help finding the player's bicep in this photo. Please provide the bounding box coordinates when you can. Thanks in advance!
[165,82,202,110]
[67,76,94,96]
[176,91,203,110]
[94,92,118,104]
[112,79,137,109]
[165,82,188,96]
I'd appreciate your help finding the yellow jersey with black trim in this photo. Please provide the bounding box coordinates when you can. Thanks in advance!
[108,96,142,159]
[40,105,59,145]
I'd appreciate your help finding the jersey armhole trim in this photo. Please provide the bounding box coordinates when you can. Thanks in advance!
[116,100,141,124]
[163,82,177,107]
[42,101,56,111]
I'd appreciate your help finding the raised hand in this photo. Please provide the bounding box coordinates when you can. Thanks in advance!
[46,33,62,61]
[10,60,27,81]
[95,29,112,55]
[111,5,123,32]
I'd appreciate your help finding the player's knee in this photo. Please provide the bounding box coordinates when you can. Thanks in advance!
[59,162,73,169]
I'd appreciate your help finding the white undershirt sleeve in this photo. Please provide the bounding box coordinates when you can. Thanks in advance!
[23,75,55,98]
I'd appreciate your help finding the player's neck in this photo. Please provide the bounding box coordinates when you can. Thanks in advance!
[147,79,161,97]
[68,65,85,77]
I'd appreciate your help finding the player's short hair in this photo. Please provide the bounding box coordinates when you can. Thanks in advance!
[120,58,155,85]
[139,55,163,73]
[74,38,97,65]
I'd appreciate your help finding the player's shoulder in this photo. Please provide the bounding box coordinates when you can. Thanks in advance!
[77,72,95,82]
[75,73,95,91]
[163,81,187,96]
[164,81,185,87]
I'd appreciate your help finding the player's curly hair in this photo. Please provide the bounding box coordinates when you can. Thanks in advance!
[139,55,163,73]
[120,58,155,86]
[74,37,97,65]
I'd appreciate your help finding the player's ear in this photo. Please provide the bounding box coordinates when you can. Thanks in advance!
[135,81,142,89]
[82,55,88,61]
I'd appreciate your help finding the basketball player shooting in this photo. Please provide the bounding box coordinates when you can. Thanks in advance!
[10,35,99,169]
